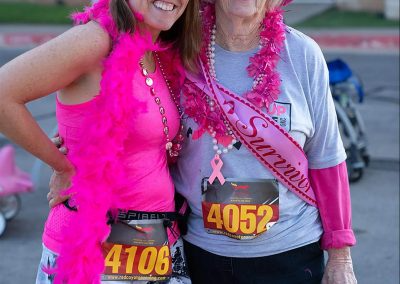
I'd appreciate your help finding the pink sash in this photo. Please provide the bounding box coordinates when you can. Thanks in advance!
[186,63,317,207]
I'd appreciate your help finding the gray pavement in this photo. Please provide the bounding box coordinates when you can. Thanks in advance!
[0,20,399,284]
[0,24,70,34]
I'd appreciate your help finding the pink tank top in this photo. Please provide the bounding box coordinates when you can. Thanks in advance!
[43,65,180,252]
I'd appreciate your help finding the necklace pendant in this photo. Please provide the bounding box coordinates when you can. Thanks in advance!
[209,154,225,185]
[145,77,154,87]
[166,141,173,150]
[169,150,179,157]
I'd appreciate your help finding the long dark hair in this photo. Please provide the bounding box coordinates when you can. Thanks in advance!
[110,0,201,72]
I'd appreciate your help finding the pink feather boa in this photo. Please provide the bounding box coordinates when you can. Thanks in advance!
[200,2,286,109]
[51,1,184,283]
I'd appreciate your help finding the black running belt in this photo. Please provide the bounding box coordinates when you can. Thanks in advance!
[117,210,179,221]
[63,199,179,220]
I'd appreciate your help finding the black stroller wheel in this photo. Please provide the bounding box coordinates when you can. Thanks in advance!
[349,168,364,183]
[0,194,21,221]
[0,212,6,237]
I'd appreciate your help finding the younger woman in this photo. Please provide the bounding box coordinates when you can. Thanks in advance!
[0,0,200,283]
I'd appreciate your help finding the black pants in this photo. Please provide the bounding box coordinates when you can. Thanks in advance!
[183,240,324,284]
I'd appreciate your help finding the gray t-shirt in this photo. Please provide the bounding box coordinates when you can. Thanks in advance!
[172,27,346,257]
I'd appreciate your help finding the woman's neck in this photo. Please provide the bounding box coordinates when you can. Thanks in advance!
[137,22,160,43]
[136,23,159,73]
[214,5,264,52]
[141,51,156,73]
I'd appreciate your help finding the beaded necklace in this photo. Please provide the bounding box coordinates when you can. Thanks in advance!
[202,3,286,109]
[182,4,287,183]
[139,52,185,159]
[183,3,286,150]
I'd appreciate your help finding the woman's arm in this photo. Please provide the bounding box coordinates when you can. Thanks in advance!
[0,21,110,172]
[301,37,356,283]
[310,164,357,284]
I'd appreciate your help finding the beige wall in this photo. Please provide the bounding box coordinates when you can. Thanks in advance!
[337,0,399,19]
[384,0,399,19]
[336,0,384,12]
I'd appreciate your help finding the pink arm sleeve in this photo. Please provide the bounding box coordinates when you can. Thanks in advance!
[309,161,356,250]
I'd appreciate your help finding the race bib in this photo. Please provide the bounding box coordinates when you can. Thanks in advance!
[201,178,279,240]
[102,219,172,282]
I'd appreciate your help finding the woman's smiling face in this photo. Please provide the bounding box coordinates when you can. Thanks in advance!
[128,0,189,33]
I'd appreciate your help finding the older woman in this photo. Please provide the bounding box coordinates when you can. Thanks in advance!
[172,0,357,283]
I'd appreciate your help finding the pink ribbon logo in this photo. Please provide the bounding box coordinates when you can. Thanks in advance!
[209,154,226,185]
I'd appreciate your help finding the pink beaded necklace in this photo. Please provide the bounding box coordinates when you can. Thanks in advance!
[139,52,185,160]
[201,3,286,109]
[183,3,286,147]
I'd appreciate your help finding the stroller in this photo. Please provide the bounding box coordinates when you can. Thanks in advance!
[328,59,370,182]
[0,145,33,236]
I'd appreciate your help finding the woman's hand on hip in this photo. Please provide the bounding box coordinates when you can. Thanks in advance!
[47,134,71,207]
[322,247,357,284]
[50,135,68,155]
[48,166,75,208]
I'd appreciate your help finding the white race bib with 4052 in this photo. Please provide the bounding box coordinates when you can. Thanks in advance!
[201,178,279,240]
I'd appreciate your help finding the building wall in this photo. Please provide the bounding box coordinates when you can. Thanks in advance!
[336,0,384,12]
[336,0,399,20]
[384,0,400,20]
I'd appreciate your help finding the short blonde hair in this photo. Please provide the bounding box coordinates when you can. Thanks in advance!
[204,0,285,11]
